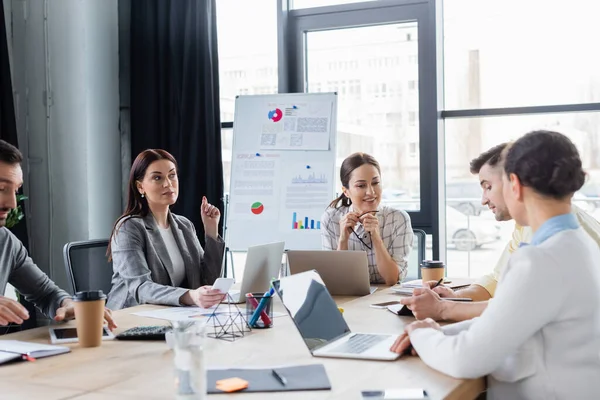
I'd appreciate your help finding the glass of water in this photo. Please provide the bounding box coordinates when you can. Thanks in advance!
[172,320,206,400]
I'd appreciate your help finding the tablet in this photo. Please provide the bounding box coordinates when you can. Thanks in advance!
[49,326,115,344]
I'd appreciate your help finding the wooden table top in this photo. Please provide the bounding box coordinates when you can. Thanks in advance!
[0,286,484,400]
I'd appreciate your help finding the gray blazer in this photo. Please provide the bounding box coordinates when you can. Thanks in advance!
[106,212,224,309]
[0,228,70,318]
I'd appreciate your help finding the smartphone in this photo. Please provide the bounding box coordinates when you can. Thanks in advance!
[361,389,429,399]
[370,300,402,309]
[49,326,115,344]
[211,277,235,294]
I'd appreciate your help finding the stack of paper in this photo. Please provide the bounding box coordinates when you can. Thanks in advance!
[391,286,414,296]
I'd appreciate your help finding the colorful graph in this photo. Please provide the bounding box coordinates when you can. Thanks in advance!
[291,212,321,230]
[251,202,264,215]
[267,108,283,122]
[291,172,328,184]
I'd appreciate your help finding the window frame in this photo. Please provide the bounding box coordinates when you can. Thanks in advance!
[219,0,443,259]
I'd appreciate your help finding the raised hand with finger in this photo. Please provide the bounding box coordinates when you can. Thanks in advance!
[201,196,220,239]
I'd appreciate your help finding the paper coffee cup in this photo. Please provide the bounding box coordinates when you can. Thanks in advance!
[420,260,445,283]
[73,290,106,348]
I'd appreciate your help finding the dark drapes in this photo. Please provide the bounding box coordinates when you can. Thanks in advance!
[129,0,224,243]
[0,4,28,249]
[1,4,36,331]
[0,5,18,147]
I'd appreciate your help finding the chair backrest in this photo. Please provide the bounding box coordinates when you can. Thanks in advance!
[406,229,426,280]
[63,239,113,295]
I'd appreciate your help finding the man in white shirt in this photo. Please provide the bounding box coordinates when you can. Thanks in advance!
[400,143,600,321]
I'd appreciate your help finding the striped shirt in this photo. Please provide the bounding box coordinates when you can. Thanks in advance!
[320,205,414,284]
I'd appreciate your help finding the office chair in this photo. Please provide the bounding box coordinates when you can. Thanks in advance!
[405,229,426,280]
[63,239,113,295]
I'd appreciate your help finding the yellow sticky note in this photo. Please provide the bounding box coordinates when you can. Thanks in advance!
[216,377,249,392]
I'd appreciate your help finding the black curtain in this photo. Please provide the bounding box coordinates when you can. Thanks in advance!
[0,5,18,146]
[0,5,28,249]
[129,0,224,243]
[1,4,36,331]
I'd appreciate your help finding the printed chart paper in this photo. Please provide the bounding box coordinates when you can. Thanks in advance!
[259,102,332,151]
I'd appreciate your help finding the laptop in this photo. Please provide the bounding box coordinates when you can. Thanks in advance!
[225,241,285,304]
[286,250,374,296]
[272,270,400,361]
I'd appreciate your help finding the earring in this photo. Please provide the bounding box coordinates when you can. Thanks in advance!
[141,193,145,198]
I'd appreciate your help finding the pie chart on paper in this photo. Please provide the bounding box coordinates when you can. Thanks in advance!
[251,202,264,215]
[268,108,283,122]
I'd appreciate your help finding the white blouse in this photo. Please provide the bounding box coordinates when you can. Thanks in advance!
[410,228,600,400]
[158,226,186,287]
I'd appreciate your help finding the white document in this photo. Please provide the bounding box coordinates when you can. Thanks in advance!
[132,307,286,322]
[259,102,332,151]
[132,306,219,321]
[230,153,281,221]
[278,162,333,233]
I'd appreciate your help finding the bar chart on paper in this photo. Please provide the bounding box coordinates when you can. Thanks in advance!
[291,212,321,230]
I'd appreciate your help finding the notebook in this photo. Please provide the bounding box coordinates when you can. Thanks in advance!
[207,364,331,393]
[0,340,70,364]
[392,278,472,295]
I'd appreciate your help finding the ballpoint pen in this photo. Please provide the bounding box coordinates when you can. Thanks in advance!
[432,278,444,289]
[272,369,287,386]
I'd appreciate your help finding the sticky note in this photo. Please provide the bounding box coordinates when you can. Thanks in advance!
[216,377,249,392]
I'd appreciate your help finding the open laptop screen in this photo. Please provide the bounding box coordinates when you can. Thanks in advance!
[273,270,350,351]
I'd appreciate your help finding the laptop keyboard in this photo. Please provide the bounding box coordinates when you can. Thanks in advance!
[329,334,387,354]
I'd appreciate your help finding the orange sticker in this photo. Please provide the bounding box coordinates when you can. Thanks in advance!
[215,377,249,392]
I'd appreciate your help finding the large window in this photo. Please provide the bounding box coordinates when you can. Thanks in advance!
[444,0,600,109]
[216,0,278,123]
[442,0,600,278]
[444,112,600,277]
[305,23,420,211]
[214,1,600,276]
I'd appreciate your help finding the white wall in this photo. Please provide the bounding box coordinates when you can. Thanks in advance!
[8,0,121,291]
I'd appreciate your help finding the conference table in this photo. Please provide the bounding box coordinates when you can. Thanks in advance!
[0,286,485,399]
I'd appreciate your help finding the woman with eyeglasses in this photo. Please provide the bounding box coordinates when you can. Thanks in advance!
[106,149,226,310]
[321,152,414,285]
[391,131,600,399]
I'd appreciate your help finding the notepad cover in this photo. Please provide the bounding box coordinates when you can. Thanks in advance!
[0,340,70,365]
[207,364,331,393]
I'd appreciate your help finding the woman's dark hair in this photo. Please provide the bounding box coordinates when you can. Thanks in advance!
[107,149,178,260]
[329,152,381,208]
[503,130,585,199]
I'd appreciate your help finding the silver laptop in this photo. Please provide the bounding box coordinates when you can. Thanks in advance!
[225,241,285,304]
[272,270,399,361]
[286,250,374,296]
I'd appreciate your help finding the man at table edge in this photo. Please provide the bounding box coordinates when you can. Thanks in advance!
[0,140,117,329]
[401,142,600,321]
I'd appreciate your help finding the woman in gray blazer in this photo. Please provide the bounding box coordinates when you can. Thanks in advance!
[106,149,225,310]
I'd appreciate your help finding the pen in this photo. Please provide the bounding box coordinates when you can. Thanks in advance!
[271,369,287,386]
[249,287,274,326]
[432,278,444,289]
[246,293,273,325]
